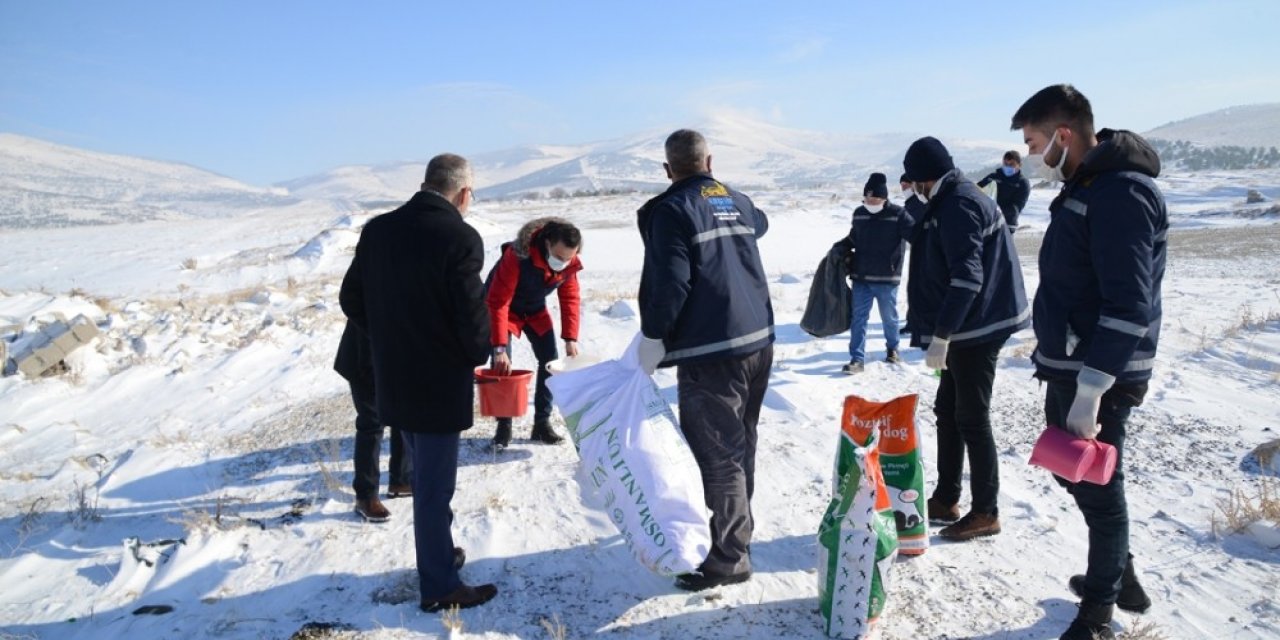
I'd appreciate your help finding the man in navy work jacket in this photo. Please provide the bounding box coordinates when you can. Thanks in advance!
[636,129,775,592]
[977,150,1032,232]
[902,136,1030,543]
[340,153,496,613]
[833,172,913,372]
[1012,84,1166,640]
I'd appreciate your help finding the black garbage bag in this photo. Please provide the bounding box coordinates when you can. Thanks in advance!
[800,247,852,337]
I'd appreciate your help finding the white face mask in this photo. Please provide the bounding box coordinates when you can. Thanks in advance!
[547,254,570,271]
[1025,133,1068,182]
[863,202,884,214]
[913,183,929,204]
[902,188,915,199]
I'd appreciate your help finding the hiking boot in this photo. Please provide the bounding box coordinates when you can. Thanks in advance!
[453,546,466,569]
[841,361,864,374]
[674,570,752,592]
[420,583,498,612]
[386,483,413,499]
[492,419,512,450]
[531,421,564,445]
[354,497,391,523]
[927,497,961,524]
[885,349,901,364]
[939,511,1001,541]
[1059,601,1114,640]
[1068,554,1151,614]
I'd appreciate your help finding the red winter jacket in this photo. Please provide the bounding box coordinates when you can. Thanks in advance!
[484,221,582,347]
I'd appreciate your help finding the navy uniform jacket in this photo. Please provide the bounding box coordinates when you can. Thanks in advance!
[908,170,1030,349]
[1033,129,1168,385]
[977,169,1032,229]
[637,174,774,367]
[834,202,913,285]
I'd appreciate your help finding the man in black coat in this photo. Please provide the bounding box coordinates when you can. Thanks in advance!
[334,321,412,523]
[977,150,1032,232]
[339,153,496,612]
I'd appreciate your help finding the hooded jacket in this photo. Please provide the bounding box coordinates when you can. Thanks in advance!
[1032,129,1168,385]
[637,174,774,366]
[484,217,583,347]
[977,168,1032,229]
[834,202,913,285]
[907,169,1030,348]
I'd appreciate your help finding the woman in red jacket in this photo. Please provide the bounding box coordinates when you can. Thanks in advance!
[485,217,583,449]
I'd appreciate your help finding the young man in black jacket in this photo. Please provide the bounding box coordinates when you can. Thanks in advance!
[1013,84,1166,640]
[977,151,1032,232]
[636,129,774,592]
[340,153,496,613]
[902,136,1030,543]
[833,172,912,373]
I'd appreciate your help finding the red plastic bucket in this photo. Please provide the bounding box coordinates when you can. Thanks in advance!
[475,369,533,418]
[1029,425,1117,485]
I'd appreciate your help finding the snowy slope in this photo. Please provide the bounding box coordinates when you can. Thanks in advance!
[281,115,1014,202]
[1,170,1278,639]
[1145,103,1280,148]
[0,134,299,229]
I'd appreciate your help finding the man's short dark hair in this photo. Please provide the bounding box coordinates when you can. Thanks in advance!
[423,153,471,196]
[540,220,582,250]
[665,129,710,178]
[1003,150,1022,164]
[1010,84,1096,138]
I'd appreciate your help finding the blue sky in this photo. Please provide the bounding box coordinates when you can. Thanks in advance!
[2,1,1278,184]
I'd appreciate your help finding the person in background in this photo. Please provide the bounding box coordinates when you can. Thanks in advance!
[832,172,911,373]
[339,153,496,612]
[977,150,1032,232]
[334,321,412,523]
[636,129,774,592]
[485,217,583,449]
[1012,83,1165,640]
[900,174,927,339]
[901,136,1030,543]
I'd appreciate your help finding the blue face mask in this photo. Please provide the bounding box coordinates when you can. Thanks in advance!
[1001,165,1018,177]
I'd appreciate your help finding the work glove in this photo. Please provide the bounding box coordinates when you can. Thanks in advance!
[925,336,950,370]
[637,336,666,376]
[1064,367,1114,439]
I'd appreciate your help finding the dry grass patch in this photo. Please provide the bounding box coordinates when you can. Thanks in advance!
[1211,478,1280,536]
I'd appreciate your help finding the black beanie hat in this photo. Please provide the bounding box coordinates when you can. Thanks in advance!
[902,136,956,182]
[899,172,911,185]
[863,173,888,199]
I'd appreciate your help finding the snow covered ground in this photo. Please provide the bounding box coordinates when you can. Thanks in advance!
[1,170,1278,639]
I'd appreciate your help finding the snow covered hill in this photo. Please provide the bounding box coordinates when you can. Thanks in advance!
[1145,103,1280,149]
[282,114,1015,202]
[0,134,299,229]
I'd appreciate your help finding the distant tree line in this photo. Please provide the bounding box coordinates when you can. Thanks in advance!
[1150,139,1280,171]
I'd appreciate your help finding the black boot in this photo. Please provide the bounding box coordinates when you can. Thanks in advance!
[492,419,512,450]
[531,421,564,445]
[1060,601,1114,640]
[1069,554,1151,614]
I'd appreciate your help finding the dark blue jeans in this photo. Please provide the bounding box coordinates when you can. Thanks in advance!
[931,339,1003,515]
[402,430,462,600]
[350,381,411,499]
[497,328,558,427]
[848,281,900,363]
[1045,380,1142,605]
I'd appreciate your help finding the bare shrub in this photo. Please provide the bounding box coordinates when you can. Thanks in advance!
[541,613,568,639]
[1121,618,1171,639]
[1211,478,1280,535]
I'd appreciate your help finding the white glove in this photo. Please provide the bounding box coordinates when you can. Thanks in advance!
[637,336,666,375]
[925,336,950,370]
[1064,367,1115,439]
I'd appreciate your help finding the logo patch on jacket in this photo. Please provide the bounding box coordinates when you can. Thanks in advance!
[702,181,742,220]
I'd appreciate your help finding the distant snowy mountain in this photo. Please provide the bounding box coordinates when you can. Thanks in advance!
[283,115,1014,202]
[0,134,298,229]
[1145,103,1280,149]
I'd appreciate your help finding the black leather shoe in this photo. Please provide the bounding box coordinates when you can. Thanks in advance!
[492,420,512,450]
[453,546,466,569]
[674,570,752,591]
[531,422,564,445]
[1068,555,1150,614]
[420,583,497,612]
